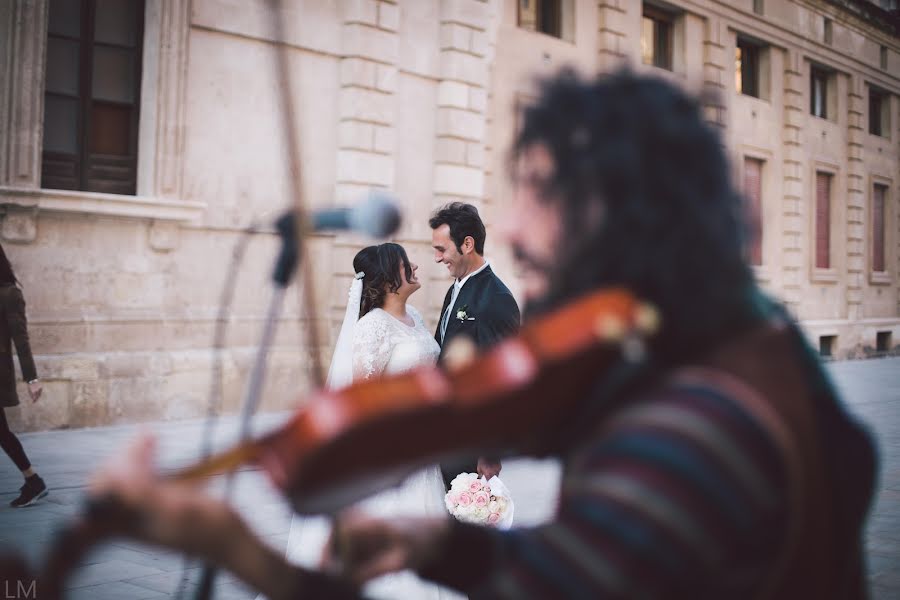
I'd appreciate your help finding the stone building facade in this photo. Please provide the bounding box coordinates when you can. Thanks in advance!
[0,0,897,430]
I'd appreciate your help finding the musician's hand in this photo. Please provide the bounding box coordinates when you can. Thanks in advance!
[324,512,450,586]
[88,434,314,600]
[88,434,235,560]
[477,457,502,480]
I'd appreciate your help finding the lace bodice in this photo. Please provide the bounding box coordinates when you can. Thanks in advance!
[352,305,440,381]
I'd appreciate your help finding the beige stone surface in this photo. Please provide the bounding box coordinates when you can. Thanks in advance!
[0,0,897,430]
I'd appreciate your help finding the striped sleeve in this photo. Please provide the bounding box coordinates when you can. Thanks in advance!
[419,380,788,599]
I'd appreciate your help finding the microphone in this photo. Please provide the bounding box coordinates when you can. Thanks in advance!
[272,191,402,286]
[310,190,402,238]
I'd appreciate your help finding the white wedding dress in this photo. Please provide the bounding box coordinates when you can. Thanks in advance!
[281,305,461,600]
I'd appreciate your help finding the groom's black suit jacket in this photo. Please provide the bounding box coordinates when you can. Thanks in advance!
[434,265,520,361]
[435,265,520,488]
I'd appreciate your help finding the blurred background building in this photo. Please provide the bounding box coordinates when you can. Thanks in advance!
[0,0,898,430]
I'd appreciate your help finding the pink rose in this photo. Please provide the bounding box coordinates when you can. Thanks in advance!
[474,491,490,507]
[458,491,473,507]
[487,512,501,525]
[469,480,483,493]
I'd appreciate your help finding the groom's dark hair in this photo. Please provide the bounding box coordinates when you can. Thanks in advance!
[429,202,486,255]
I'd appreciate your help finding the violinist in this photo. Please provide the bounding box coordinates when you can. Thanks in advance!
[85,69,876,599]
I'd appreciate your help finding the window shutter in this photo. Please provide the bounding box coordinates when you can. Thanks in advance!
[873,185,886,273]
[815,172,831,269]
[743,158,763,265]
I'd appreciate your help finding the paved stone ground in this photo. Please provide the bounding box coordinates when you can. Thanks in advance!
[0,356,897,599]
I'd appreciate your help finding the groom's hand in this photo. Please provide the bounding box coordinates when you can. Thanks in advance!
[477,457,502,480]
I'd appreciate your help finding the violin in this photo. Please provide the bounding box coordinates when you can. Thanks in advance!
[38,287,657,597]
[176,287,657,513]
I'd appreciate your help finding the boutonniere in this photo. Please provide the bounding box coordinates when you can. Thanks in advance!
[456,305,475,321]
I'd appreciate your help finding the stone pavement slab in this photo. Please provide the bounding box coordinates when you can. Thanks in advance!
[0,357,897,599]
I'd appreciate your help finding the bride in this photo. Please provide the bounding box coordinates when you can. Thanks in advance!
[281,242,457,600]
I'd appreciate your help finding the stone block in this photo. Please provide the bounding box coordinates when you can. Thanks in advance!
[466,142,485,167]
[470,29,489,57]
[60,356,100,381]
[378,0,400,31]
[704,43,726,68]
[435,137,467,164]
[340,87,395,124]
[784,106,804,128]
[440,23,471,52]
[339,120,375,151]
[433,164,484,197]
[437,80,470,109]
[440,50,487,87]
[343,23,399,65]
[336,150,395,186]
[375,64,398,93]
[848,145,862,161]
[342,0,378,26]
[1,211,37,243]
[848,222,864,240]
[69,380,109,428]
[468,86,487,112]
[148,221,180,252]
[848,255,865,271]
[17,380,70,431]
[598,5,628,34]
[440,0,489,31]
[436,107,484,141]
[703,64,723,88]
[373,125,395,154]
[341,57,378,88]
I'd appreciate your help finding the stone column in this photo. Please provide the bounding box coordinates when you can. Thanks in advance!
[781,49,805,309]
[137,0,191,202]
[0,0,48,189]
[433,0,491,208]
[597,0,628,71]
[845,74,866,320]
[335,0,399,205]
[701,16,727,129]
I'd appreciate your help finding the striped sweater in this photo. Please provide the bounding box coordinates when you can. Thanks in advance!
[418,374,790,599]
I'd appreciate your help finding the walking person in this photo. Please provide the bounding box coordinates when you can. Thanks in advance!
[0,244,48,508]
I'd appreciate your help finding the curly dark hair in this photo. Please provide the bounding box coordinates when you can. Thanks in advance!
[353,243,413,319]
[428,202,486,255]
[513,68,762,363]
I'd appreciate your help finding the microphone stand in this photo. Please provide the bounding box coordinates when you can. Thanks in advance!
[195,212,300,600]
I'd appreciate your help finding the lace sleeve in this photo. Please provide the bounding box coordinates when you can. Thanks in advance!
[352,311,394,381]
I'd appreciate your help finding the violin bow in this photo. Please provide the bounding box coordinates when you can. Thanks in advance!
[193,4,326,598]
[270,0,325,390]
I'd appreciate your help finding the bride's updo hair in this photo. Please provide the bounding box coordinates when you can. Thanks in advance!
[353,243,414,318]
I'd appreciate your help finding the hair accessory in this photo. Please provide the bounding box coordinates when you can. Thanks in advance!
[355,271,365,280]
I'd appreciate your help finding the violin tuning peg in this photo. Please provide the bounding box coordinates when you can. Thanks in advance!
[635,303,660,335]
[595,314,626,342]
[444,335,478,371]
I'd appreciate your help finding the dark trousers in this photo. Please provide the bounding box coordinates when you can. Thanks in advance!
[0,408,30,471]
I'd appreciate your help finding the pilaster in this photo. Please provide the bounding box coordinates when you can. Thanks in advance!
[781,49,805,308]
[0,0,48,189]
[335,0,399,204]
[846,74,866,318]
[433,0,491,207]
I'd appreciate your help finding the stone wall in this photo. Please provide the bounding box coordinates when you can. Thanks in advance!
[0,0,898,430]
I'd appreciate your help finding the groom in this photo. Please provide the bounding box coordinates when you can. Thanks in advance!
[429,202,521,490]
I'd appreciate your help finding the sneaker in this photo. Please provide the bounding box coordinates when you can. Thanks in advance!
[10,475,48,508]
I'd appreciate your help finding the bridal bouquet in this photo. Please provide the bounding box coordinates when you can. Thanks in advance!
[445,472,514,529]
